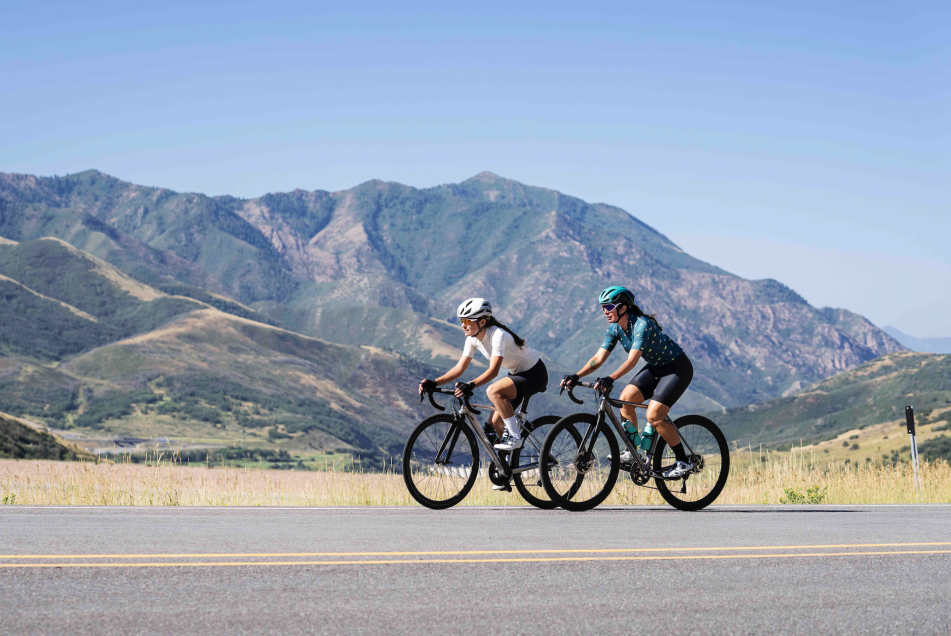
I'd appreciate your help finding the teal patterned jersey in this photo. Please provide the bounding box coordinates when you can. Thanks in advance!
[601,315,683,368]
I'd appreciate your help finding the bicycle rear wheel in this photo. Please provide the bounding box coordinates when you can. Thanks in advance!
[402,414,479,509]
[652,415,730,511]
[511,415,577,509]
[539,413,619,512]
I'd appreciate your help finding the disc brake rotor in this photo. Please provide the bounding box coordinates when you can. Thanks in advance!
[574,452,593,474]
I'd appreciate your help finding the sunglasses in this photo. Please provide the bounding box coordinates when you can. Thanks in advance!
[601,304,619,312]
[460,318,481,326]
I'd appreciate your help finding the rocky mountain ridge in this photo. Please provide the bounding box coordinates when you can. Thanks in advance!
[0,169,904,411]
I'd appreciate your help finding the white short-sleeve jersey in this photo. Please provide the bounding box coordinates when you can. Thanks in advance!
[462,325,540,374]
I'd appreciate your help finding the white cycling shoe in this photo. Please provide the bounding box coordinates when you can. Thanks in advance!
[661,460,694,479]
[608,450,635,468]
[494,434,524,451]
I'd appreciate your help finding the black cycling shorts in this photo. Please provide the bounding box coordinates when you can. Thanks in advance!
[508,359,548,411]
[629,353,693,408]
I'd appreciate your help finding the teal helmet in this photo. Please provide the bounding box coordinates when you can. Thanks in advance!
[598,286,635,307]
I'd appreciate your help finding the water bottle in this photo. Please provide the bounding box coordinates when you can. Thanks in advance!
[622,420,641,447]
[639,424,655,451]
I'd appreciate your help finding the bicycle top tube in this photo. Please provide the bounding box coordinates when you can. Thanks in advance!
[573,381,649,409]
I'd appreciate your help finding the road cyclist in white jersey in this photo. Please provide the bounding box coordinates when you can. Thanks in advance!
[418,298,549,469]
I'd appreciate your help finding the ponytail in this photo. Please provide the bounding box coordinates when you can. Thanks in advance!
[627,304,662,331]
[484,316,526,347]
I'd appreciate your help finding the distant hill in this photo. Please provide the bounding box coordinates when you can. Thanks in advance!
[0,170,904,412]
[0,411,92,460]
[715,352,951,449]
[0,308,440,467]
[884,327,951,354]
[0,238,442,466]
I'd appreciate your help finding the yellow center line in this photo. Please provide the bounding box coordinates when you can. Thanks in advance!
[2,542,950,560]
[1,550,949,569]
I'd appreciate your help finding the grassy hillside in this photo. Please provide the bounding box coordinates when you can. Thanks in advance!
[0,238,204,360]
[0,412,92,461]
[716,352,951,449]
[0,308,443,468]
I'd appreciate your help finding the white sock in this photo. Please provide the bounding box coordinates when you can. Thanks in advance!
[503,416,520,439]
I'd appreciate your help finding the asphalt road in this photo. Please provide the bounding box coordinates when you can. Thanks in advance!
[2,505,950,635]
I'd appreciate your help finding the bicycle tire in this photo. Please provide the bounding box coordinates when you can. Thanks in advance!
[402,414,479,510]
[652,414,730,511]
[511,415,576,510]
[539,412,619,512]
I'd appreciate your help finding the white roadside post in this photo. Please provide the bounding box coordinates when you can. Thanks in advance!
[905,406,922,502]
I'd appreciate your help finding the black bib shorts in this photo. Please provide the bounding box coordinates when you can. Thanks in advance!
[628,353,693,408]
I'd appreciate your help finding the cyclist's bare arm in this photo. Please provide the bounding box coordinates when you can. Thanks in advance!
[469,356,503,388]
[577,348,611,378]
[607,348,642,381]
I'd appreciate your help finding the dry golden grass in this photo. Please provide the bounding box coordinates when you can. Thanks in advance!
[1,453,948,507]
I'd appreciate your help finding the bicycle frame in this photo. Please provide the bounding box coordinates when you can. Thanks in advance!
[426,388,541,480]
[570,382,697,477]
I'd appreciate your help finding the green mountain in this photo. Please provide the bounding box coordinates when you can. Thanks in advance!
[0,411,92,461]
[0,169,903,412]
[715,352,951,449]
[0,237,203,359]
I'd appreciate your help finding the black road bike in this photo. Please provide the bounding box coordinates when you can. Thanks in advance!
[403,387,573,510]
[539,381,730,512]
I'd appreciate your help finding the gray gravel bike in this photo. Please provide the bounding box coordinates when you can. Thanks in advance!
[403,386,571,510]
[539,381,730,512]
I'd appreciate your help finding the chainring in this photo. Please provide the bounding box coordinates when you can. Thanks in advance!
[629,462,651,486]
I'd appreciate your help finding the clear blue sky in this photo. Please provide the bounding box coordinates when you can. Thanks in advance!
[3,1,948,336]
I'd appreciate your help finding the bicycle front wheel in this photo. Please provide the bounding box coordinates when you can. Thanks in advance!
[402,414,479,509]
[653,415,730,511]
[539,413,619,512]
[511,415,575,509]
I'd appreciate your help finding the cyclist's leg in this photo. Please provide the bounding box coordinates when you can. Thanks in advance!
[618,384,646,427]
[486,376,518,421]
[647,401,679,446]
[624,367,658,426]
[648,355,694,446]
[488,410,505,436]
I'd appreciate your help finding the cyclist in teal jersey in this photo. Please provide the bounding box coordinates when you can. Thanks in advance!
[560,286,695,478]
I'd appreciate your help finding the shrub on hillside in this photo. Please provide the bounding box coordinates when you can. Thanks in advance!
[74,390,160,429]
[918,435,951,463]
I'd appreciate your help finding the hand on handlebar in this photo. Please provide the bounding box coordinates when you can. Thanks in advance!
[559,374,580,394]
[593,376,614,393]
[419,378,437,396]
[454,381,475,398]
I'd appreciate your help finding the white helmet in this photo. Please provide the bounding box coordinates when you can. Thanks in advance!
[457,298,492,320]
